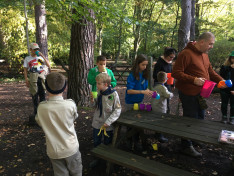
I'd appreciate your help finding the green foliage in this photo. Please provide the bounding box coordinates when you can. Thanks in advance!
[0,7,35,72]
[46,11,71,65]
[209,40,234,69]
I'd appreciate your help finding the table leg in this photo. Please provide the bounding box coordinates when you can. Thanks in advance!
[106,124,120,175]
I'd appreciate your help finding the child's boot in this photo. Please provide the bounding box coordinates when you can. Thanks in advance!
[229,117,234,125]
[221,115,228,124]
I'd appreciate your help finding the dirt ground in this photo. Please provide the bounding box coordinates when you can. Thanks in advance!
[0,82,234,176]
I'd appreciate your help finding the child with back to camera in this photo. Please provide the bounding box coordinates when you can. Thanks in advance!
[35,72,82,176]
[90,73,121,167]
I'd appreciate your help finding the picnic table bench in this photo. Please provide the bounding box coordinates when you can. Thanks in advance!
[91,111,234,176]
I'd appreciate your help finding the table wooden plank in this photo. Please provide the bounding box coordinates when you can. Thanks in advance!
[116,111,234,150]
[121,111,234,131]
[92,144,198,176]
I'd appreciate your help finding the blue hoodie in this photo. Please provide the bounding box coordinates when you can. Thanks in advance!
[125,72,148,104]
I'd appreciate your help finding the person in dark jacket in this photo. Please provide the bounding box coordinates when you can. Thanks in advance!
[153,47,177,114]
[219,51,234,125]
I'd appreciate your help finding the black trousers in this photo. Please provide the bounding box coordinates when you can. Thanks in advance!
[32,77,45,116]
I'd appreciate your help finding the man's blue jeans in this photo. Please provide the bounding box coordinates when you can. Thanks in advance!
[93,128,113,147]
[179,91,205,148]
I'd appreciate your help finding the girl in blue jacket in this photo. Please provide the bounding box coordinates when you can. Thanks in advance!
[125,54,153,150]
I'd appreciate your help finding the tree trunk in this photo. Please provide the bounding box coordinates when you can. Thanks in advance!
[24,0,30,55]
[115,19,122,65]
[97,25,103,56]
[190,0,196,41]
[171,1,180,47]
[67,6,95,106]
[178,0,192,52]
[34,0,48,59]
[195,0,200,39]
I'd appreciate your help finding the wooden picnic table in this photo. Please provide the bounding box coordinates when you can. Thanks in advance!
[92,110,234,176]
[113,110,234,150]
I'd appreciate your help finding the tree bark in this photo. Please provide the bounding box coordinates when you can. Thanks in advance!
[97,24,103,56]
[34,0,48,59]
[190,0,196,41]
[195,0,200,39]
[178,0,192,52]
[67,6,95,106]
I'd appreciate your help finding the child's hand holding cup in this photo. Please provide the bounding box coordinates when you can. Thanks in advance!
[35,50,40,57]
[101,66,106,73]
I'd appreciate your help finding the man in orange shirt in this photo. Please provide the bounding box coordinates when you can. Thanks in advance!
[172,32,225,157]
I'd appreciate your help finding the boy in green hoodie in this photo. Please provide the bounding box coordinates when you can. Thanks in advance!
[88,55,117,100]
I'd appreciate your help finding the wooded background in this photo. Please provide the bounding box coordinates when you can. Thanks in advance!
[0,0,234,106]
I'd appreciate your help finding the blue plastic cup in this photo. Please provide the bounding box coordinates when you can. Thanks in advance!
[225,80,232,88]
[156,93,160,99]
[35,50,40,56]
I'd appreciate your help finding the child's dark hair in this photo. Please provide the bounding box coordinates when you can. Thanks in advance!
[163,47,177,57]
[157,71,167,83]
[97,55,106,63]
[132,54,149,80]
[224,55,234,66]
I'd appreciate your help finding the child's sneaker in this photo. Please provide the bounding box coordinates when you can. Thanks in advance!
[229,118,234,125]
[221,116,228,124]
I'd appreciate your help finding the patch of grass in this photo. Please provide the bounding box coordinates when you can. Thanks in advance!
[78,106,94,111]
[0,76,24,83]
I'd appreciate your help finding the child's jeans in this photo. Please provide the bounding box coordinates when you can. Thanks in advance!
[50,150,82,176]
[93,128,113,147]
[220,90,234,117]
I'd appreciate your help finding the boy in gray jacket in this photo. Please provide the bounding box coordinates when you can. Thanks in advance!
[151,71,173,143]
[90,73,121,168]
[151,71,174,113]
[92,73,121,146]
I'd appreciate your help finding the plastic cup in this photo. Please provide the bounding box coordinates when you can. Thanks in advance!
[133,103,139,110]
[152,143,158,151]
[167,73,174,85]
[200,80,216,98]
[217,80,226,88]
[225,80,232,88]
[139,103,145,110]
[146,104,152,111]
[152,91,157,98]
[92,91,98,99]
[35,50,40,56]
[156,93,160,99]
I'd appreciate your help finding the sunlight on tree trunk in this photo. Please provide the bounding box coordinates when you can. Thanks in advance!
[190,0,196,41]
[67,4,95,106]
[34,0,48,59]
[178,0,192,52]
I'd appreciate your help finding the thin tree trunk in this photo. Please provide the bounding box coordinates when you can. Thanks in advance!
[195,0,200,39]
[24,0,30,55]
[190,0,196,41]
[34,0,48,59]
[67,6,95,106]
[97,25,103,56]
[114,20,122,65]
[178,0,192,52]
[171,1,180,47]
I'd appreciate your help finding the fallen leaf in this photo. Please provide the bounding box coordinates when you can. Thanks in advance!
[212,171,218,175]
